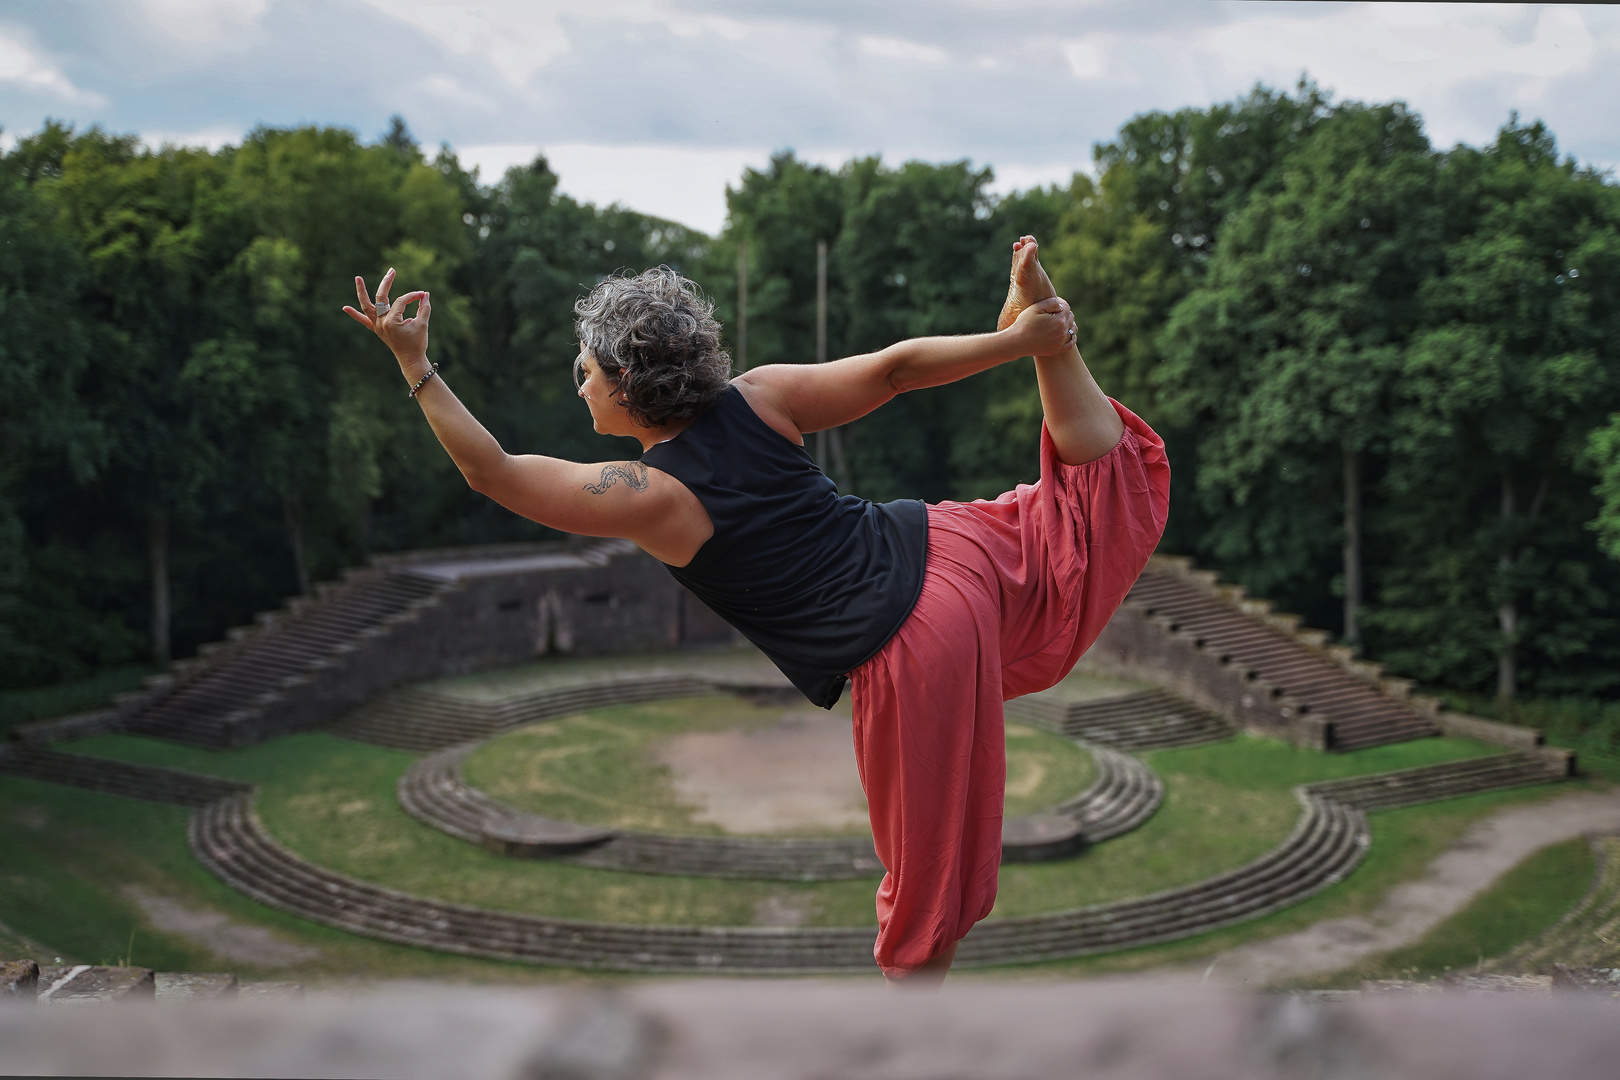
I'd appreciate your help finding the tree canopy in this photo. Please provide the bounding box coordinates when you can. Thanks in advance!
[2,86,1618,713]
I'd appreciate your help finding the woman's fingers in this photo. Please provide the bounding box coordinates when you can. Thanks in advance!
[374,267,396,312]
[341,305,379,329]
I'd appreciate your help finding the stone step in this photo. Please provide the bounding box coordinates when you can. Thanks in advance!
[1126,569,1440,750]
[1005,688,1233,753]
[332,675,717,752]
[37,965,155,1004]
[238,981,305,1000]
[123,570,449,746]
[154,972,238,1001]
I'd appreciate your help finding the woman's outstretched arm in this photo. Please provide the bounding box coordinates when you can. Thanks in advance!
[735,296,1077,438]
[343,273,709,564]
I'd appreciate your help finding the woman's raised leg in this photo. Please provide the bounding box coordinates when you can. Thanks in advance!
[998,237,1124,466]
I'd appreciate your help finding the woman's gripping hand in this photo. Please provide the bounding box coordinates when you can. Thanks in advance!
[1007,295,1077,360]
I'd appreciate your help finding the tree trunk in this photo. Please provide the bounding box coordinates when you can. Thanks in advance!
[1342,446,1362,647]
[1496,474,1516,703]
[281,493,311,596]
[147,508,170,667]
[1496,472,1548,704]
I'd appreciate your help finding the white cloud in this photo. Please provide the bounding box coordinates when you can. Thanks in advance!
[857,35,949,64]
[358,0,577,88]
[0,29,103,103]
[541,144,772,234]
[1203,4,1597,87]
[137,0,268,43]
[1198,4,1605,148]
[988,161,1085,194]
[456,142,548,184]
[139,127,244,151]
[1062,38,1108,80]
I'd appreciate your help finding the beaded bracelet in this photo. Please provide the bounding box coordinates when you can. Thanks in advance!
[408,362,440,398]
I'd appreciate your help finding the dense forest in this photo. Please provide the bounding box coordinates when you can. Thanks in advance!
[3,84,1619,740]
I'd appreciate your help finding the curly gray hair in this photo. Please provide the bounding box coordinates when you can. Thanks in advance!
[573,267,732,428]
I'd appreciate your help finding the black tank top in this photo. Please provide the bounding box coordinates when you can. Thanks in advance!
[641,385,928,708]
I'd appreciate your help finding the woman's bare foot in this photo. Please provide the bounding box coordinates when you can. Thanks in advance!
[996,235,1058,332]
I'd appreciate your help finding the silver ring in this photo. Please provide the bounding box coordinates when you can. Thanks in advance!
[1067,326,1076,337]
[374,300,390,318]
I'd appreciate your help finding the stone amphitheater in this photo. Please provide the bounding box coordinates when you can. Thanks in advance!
[0,539,1580,975]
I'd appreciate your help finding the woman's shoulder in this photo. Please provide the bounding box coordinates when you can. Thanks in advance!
[729,371,806,447]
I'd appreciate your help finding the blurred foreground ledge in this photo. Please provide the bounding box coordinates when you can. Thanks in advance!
[2,973,1618,1080]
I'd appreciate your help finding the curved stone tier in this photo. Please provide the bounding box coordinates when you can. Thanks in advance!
[188,751,1569,973]
[191,794,878,973]
[1057,744,1165,844]
[396,737,1163,878]
[399,742,882,880]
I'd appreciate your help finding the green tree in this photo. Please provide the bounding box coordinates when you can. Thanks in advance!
[0,128,110,685]
[1158,101,1439,644]
[1380,119,1620,700]
[36,128,247,665]
[1044,81,1335,426]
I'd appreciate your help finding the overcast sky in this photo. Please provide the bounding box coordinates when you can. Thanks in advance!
[1,1,1615,233]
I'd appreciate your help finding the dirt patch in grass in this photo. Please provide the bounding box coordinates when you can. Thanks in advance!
[120,885,322,967]
[654,707,867,834]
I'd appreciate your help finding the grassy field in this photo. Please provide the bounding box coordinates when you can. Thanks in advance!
[461,695,1095,834]
[0,773,581,986]
[1303,836,1598,987]
[2,704,1607,987]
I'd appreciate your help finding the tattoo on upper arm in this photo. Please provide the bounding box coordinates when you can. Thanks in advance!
[583,462,650,495]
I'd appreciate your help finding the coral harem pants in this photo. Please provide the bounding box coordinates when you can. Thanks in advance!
[849,400,1169,977]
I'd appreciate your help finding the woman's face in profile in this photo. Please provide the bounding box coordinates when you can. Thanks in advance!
[576,351,630,436]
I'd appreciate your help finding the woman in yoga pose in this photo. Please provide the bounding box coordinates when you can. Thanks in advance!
[344,239,1169,983]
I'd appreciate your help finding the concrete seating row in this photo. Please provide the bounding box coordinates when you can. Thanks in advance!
[333,674,718,753]
[1305,751,1572,812]
[184,747,1569,973]
[1006,688,1233,751]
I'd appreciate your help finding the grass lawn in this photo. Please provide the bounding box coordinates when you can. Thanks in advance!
[6,707,1602,987]
[0,773,592,986]
[1303,836,1598,987]
[460,695,1094,834]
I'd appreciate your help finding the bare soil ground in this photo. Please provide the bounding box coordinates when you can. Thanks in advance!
[654,707,869,834]
[120,885,322,967]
